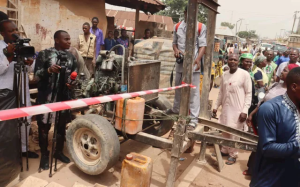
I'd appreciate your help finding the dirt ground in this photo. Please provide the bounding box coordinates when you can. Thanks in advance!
[17,87,251,187]
[189,87,251,187]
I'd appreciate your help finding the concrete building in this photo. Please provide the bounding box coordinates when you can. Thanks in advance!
[0,0,165,51]
[288,34,300,48]
[215,26,235,43]
[1,0,107,51]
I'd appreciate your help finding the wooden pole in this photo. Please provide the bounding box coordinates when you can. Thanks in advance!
[199,0,218,119]
[165,0,199,186]
[135,5,140,39]
[198,0,224,170]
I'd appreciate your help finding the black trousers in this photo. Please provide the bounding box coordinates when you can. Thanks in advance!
[37,111,71,154]
[0,89,20,186]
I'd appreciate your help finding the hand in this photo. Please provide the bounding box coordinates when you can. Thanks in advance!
[193,58,201,71]
[246,114,253,127]
[7,43,16,54]
[25,58,34,66]
[48,64,61,73]
[92,59,96,67]
[212,109,217,118]
[239,113,247,123]
[66,83,75,90]
[174,49,183,58]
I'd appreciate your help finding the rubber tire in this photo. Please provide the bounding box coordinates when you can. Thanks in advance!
[143,95,174,136]
[66,114,120,175]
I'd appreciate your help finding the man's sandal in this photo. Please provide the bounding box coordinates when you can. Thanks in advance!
[243,170,251,176]
[225,157,236,165]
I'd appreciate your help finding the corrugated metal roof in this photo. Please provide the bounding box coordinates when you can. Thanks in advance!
[105,0,166,14]
[215,26,235,37]
[106,9,174,31]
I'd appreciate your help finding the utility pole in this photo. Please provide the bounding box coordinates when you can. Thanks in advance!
[292,11,300,34]
[246,24,249,31]
[280,29,285,38]
[235,18,243,36]
[297,16,300,34]
[238,19,243,34]
[166,0,198,186]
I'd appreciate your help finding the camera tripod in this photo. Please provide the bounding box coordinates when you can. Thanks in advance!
[13,61,30,172]
[47,56,67,177]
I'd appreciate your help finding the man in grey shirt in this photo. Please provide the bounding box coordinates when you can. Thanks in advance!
[167,6,207,130]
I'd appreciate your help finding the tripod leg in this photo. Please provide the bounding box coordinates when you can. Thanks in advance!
[18,121,23,172]
[17,68,24,172]
[23,66,29,171]
[25,122,29,171]
[49,112,59,177]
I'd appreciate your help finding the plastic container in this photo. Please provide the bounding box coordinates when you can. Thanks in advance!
[115,97,145,135]
[120,153,153,187]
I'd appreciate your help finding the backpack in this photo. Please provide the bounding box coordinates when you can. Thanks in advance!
[175,22,203,36]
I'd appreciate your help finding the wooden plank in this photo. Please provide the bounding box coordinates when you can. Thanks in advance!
[213,144,224,172]
[166,0,199,186]
[198,117,258,143]
[188,133,257,152]
[8,0,17,8]
[131,132,173,149]
[0,7,18,11]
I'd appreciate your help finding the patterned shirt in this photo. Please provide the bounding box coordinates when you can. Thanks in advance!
[34,48,77,123]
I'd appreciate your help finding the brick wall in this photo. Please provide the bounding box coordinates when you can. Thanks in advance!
[18,0,107,51]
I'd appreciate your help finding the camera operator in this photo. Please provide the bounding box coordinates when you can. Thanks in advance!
[166,6,207,130]
[34,30,77,171]
[0,20,37,186]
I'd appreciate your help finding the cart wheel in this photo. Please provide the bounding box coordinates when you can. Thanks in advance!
[143,95,174,136]
[66,114,120,175]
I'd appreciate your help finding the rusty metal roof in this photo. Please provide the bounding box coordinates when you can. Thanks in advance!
[106,9,174,31]
[105,0,166,14]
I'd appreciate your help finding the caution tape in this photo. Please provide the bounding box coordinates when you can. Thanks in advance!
[0,83,195,122]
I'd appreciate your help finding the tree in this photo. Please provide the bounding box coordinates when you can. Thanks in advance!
[157,0,208,24]
[221,22,235,30]
[237,30,258,39]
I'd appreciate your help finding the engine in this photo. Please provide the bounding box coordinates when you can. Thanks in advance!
[76,51,124,98]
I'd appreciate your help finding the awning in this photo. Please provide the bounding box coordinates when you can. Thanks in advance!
[105,0,166,14]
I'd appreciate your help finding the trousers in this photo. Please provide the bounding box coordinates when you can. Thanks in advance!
[172,72,201,123]
[84,58,94,76]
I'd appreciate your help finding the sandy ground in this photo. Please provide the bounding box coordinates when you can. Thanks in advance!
[16,87,251,187]
[189,87,251,187]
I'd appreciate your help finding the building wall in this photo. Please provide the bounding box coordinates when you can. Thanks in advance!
[0,0,6,13]
[15,0,107,51]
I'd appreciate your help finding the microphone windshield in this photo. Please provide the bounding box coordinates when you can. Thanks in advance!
[70,72,78,80]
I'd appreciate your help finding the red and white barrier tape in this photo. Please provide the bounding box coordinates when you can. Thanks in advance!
[0,83,195,122]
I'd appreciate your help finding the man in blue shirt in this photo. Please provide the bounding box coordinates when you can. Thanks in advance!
[250,67,300,187]
[104,31,116,51]
[276,50,290,66]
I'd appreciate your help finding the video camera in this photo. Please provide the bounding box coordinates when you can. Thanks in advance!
[57,50,68,67]
[12,33,35,59]
[176,53,184,64]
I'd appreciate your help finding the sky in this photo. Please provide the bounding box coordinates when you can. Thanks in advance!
[106,1,300,39]
[216,0,300,38]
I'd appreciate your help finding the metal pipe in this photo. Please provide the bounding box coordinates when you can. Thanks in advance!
[107,44,126,86]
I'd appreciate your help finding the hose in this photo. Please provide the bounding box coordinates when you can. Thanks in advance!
[107,44,126,86]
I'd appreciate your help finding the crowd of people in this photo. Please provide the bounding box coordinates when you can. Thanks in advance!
[211,40,300,186]
[1,4,300,186]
